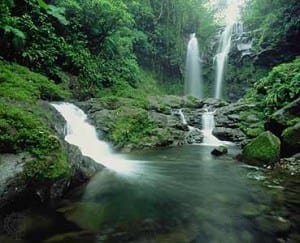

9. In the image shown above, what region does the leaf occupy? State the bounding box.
[4,26,26,39]
[37,0,49,10]
[47,5,69,25]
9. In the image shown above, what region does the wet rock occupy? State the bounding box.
[186,128,204,144]
[0,153,31,209]
[211,146,228,156]
[241,131,281,166]
[273,157,300,175]
[281,122,300,157]
[212,127,246,142]
[201,98,229,108]
[265,97,300,137]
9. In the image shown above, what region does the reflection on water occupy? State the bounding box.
[16,145,299,243]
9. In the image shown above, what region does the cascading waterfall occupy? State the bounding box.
[51,102,139,175]
[177,109,187,125]
[185,33,203,98]
[214,24,233,99]
[201,109,223,145]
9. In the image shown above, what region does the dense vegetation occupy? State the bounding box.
[0,61,69,181]
[239,57,300,138]
[242,0,300,67]
[0,0,217,98]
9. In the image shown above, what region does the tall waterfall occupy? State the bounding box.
[185,33,203,98]
[214,24,233,99]
[51,102,139,175]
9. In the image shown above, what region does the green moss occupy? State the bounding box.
[239,110,265,138]
[109,107,158,148]
[24,148,69,180]
[242,131,281,166]
[282,122,300,147]
[0,61,70,102]
[0,100,70,180]
[0,62,70,181]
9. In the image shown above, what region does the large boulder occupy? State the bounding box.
[265,97,300,137]
[281,122,300,157]
[241,131,281,166]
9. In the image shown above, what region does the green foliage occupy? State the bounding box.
[239,58,300,138]
[126,0,217,88]
[242,0,300,65]
[0,61,69,101]
[109,108,158,147]
[245,57,300,115]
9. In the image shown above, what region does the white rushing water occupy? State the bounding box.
[201,109,228,146]
[178,109,188,125]
[51,102,140,176]
[185,33,203,98]
[214,24,233,99]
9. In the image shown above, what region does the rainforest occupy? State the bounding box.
[0,0,299,242]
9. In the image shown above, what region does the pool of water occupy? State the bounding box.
[2,145,299,243]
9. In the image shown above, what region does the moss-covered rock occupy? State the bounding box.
[265,97,300,137]
[241,131,281,166]
[281,122,300,156]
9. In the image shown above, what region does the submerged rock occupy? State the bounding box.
[211,146,228,156]
[241,131,281,166]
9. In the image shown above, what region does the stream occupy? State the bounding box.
[2,103,298,243]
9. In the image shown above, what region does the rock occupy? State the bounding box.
[202,98,229,108]
[273,157,300,175]
[0,153,31,210]
[64,143,104,188]
[265,97,300,137]
[281,122,300,157]
[185,128,204,144]
[211,146,228,156]
[241,131,281,166]
[212,127,246,142]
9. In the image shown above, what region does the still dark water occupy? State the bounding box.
[2,145,299,243]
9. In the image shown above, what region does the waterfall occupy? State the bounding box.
[233,21,243,36]
[214,24,233,99]
[51,102,139,175]
[185,33,203,98]
[201,109,222,145]
[178,109,187,125]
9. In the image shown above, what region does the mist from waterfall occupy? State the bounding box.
[185,33,203,98]
[214,24,233,99]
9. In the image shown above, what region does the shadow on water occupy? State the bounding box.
[8,145,298,243]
